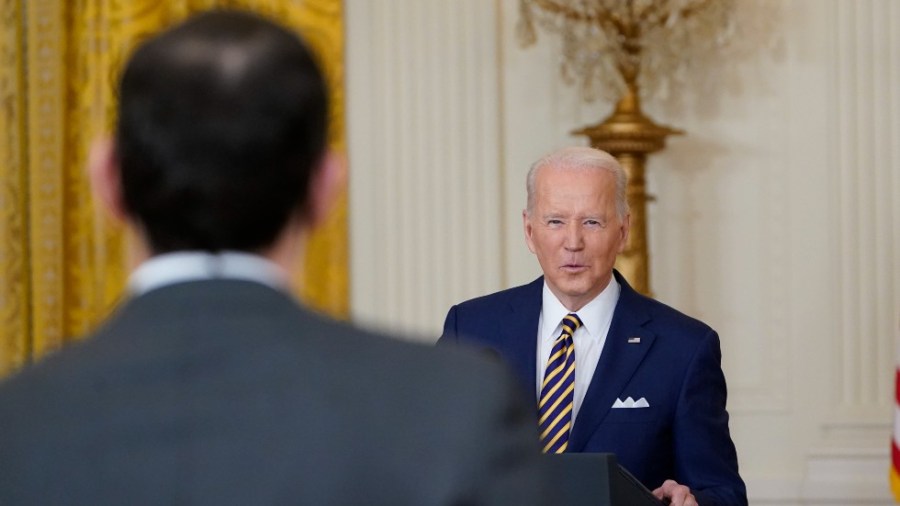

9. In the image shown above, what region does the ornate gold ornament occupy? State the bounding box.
[518,0,737,295]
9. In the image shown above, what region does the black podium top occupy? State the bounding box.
[541,453,663,506]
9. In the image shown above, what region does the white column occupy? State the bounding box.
[830,0,899,418]
[346,0,503,339]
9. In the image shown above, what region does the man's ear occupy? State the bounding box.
[617,212,631,254]
[88,137,128,223]
[305,150,344,228]
[523,210,537,254]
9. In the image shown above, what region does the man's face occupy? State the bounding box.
[524,165,630,311]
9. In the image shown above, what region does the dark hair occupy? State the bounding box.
[116,10,329,253]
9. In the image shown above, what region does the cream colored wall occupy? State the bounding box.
[346,1,900,504]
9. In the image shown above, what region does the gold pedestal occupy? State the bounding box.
[573,86,681,296]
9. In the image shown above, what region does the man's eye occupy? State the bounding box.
[547,219,563,226]
[584,220,600,226]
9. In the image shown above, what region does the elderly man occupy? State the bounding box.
[0,10,545,505]
[440,146,746,506]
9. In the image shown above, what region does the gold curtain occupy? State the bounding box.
[0,0,347,377]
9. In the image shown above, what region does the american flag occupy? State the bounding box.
[892,367,900,501]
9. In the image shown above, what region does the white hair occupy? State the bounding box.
[525,146,629,218]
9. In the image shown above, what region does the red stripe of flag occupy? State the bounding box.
[893,439,900,472]
[895,368,900,405]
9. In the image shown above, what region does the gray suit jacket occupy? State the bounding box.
[0,280,545,505]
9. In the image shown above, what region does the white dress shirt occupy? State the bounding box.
[536,278,620,422]
[128,251,289,296]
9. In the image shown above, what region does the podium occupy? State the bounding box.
[541,453,663,506]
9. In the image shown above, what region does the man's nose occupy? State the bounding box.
[564,223,584,250]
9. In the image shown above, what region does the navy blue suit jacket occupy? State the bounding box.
[440,271,747,506]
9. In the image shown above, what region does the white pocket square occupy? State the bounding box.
[611,396,649,408]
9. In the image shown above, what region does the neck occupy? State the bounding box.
[259,222,307,274]
[129,220,309,282]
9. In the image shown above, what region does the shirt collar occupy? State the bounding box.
[541,277,621,340]
[128,251,290,296]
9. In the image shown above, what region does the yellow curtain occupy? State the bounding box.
[0,0,347,377]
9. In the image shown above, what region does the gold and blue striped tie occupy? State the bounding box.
[538,313,582,453]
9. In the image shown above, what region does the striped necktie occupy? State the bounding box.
[538,313,583,453]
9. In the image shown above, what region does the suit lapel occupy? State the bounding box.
[497,277,544,402]
[569,272,656,452]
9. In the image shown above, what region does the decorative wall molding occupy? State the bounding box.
[828,0,899,418]
[347,0,504,338]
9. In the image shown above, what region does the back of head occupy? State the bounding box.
[116,10,328,254]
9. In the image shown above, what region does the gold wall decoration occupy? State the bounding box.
[518,0,737,295]
[0,0,31,376]
[0,0,346,377]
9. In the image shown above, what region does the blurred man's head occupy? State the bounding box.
[90,10,337,258]
[523,146,630,311]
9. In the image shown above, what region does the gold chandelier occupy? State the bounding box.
[518,0,737,295]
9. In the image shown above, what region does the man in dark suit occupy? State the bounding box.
[0,11,545,505]
[440,146,747,506]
